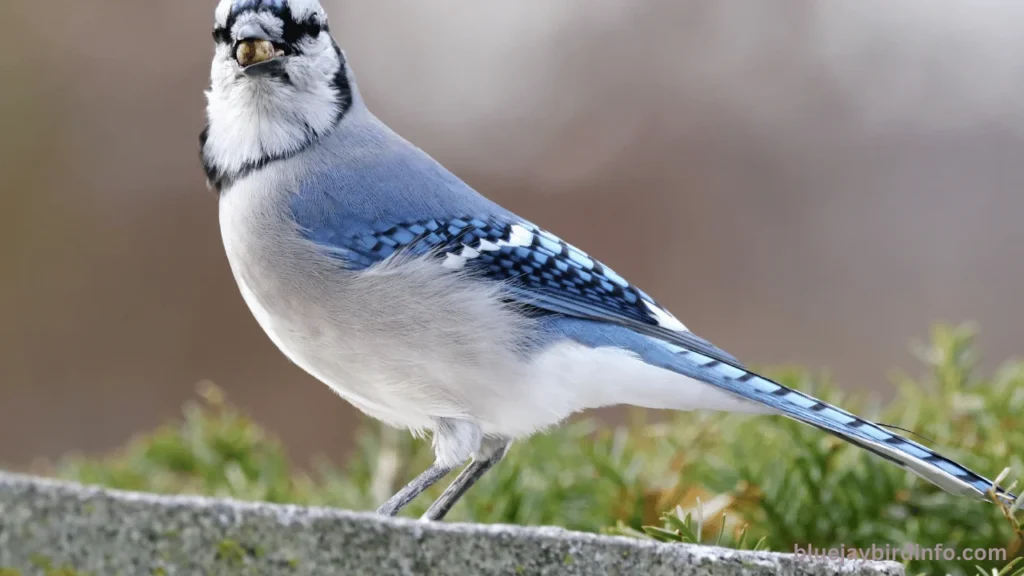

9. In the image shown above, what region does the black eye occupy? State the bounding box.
[212,26,231,44]
[281,15,324,45]
[303,20,322,37]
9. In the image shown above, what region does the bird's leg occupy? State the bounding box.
[376,418,480,517]
[421,437,511,521]
[376,462,455,516]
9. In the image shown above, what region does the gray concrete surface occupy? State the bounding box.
[0,471,904,575]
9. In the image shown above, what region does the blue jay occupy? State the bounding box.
[201,0,1015,521]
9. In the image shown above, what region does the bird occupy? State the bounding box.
[201,0,1016,521]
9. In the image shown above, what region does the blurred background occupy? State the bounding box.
[2,0,1023,469]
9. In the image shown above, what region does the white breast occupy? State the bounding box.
[218,176,420,428]
[216,172,555,436]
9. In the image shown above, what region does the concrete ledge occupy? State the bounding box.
[0,471,903,575]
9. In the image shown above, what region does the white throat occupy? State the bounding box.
[201,36,354,188]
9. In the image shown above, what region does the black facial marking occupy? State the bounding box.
[330,40,352,121]
[281,9,323,45]
[221,1,326,51]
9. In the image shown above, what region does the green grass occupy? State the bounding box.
[40,324,1024,576]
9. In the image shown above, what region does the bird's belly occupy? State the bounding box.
[218,192,442,430]
[231,271,427,428]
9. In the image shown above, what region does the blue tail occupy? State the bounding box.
[660,342,1016,503]
[548,316,1015,502]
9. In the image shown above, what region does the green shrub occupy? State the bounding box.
[45,325,1023,576]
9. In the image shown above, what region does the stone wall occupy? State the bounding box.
[0,472,903,575]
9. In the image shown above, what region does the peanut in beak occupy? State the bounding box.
[236,39,283,67]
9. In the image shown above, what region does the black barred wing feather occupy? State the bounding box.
[336,215,743,366]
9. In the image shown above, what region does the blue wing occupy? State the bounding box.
[301,212,743,366]
[292,199,1015,503]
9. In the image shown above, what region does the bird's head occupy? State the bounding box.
[200,0,352,191]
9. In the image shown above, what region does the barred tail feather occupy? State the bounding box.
[662,344,1017,503]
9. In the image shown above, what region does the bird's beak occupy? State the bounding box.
[233,24,287,76]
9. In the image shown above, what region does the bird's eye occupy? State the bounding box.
[281,17,323,46]
[212,26,231,44]
[303,21,322,37]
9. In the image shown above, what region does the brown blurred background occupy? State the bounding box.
[2,0,1023,469]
